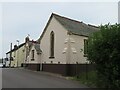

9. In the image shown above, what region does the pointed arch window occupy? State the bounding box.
[49,31,55,58]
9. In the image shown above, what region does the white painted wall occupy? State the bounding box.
[69,34,88,64]
[11,45,25,67]
[24,43,29,63]
[28,45,41,64]
[11,52,15,67]
[40,17,68,64]
[40,16,88,64]
[17,45,26,66]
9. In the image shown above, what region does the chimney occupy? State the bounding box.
[14,45,18,49]
[25,36,29,43]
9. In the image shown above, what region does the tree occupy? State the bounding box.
[87,24,120,88]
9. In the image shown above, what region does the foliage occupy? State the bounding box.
[87,23,120,89]
[73,71,97,88]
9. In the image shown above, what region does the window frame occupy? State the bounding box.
[31,50,35,61]
[49,31,55,59]
[84,39,88,57]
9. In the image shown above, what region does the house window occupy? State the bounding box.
[22,49,25,52]
[49,31,55,58]
[31,50,34,60]
[58,62,60,64]
[51,61,53,63]
[84,39,88,57]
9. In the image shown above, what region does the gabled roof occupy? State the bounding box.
[34,44,42,54]
[53,13,99,36]
[25,39,42,54]
[6,43,25,54]
[38,13,99,43]
[28,40,39,51]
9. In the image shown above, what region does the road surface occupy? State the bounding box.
[2,68,88,88]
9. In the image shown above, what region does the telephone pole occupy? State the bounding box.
[9,43,12,67]
[16,40,19,67]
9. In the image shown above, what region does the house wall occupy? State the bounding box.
[11,52,15,67]
[40,17,68,64]
[23,43,29,64]
[17,45,25,67]
[27,45,41,64]
[24,44,41,70]
[6,53,14,67]
[13,50,17,67]
[69,34,88,64]
[40,16,88,64]
[13,45,25,67]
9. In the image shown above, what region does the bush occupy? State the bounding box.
[87,24,120,89]
[74,71,97,87]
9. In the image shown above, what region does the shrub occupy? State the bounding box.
[87,24,120,89]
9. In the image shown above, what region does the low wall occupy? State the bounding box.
[42,64,67,75]
[22,63,40,71]
[42,64,95,76]
[22,63,95,76]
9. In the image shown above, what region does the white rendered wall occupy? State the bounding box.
[40,17,68,64]
[28,45,41,64]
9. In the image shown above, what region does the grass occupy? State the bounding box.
[72,71,98,88]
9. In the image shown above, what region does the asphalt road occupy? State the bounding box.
[2,68,88,88]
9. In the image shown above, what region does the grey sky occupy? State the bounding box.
[118,1,120,23]
[1,2,118,58]
[0,3,2,58]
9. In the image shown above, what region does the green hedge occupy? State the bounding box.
[87,24,120,89]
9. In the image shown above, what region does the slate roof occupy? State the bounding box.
[6,43,25,54]
[38,13,99,43]
[34,44,42,54]
[53,13,99,36]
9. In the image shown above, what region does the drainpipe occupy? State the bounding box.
[16,40,19,67]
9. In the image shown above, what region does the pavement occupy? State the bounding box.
[2,68,88,88]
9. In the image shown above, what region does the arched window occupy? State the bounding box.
[50,31,54,58]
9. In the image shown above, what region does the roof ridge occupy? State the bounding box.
[52,13,98,29]
[88,24,99,28]
[52,13,83,24]
[52,13,99,28]
[38,13,99,43]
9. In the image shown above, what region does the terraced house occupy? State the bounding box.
[6,13,99,76]
[6,43,25,67]
[6,37,39,68]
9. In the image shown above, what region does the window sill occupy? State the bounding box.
[31,59,34,61]
[49,57,55,59]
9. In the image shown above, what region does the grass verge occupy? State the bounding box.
[71,71,98,88]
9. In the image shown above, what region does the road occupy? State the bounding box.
[2,68,88,88]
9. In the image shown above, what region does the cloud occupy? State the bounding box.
[0,4,2,58]
[1,2,118,57]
